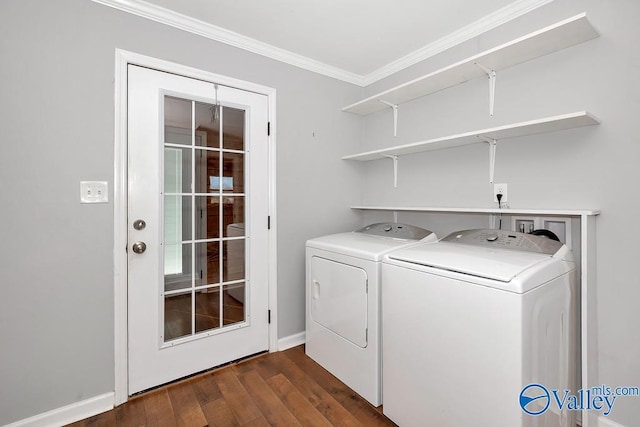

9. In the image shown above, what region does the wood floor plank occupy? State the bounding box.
[114,396,147,427]
[269,351,361,426]
[167,381,208,427]
[268,351,329,405]
[215,369,263,424]
[237,370,301,426]
[143,389,178,427]
[190,371,223,406]
[77,410,116,426]
[284,346,395,426]
[240,415,270,427]
[266,373,333,427]
[201,397,240,426]
[233,357,257,376]
[251,352,283,379]
[234,351,282,380]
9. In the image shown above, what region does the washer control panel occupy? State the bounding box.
[356,222,433,241]
[442,229,563,255]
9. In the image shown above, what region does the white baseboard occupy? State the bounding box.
[278,331,306,351]
[6,392,114,427]
[598,416,627,427]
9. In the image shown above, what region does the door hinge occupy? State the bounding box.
[268,216,271,230]
[268,309,271,324]
[267,122,271,136]
[200,270,203,279]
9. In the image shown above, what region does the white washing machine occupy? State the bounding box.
[306,223,437,406]
[382,229,577,427]
[226,223,245,302]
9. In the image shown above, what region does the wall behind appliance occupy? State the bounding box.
[355,0,640,425]
[0,0,362,424]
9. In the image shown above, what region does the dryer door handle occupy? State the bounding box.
[312,280,320,299]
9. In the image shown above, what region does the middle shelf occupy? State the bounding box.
[342,111,600,161]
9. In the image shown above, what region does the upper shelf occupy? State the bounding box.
[342,111,600,161]
[342,13,599,116]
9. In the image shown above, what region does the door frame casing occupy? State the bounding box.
[113,49,278,405]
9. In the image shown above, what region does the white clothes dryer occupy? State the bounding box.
[306,223,437,407]
[381,229,577,427]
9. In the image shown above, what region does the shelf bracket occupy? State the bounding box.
[478,136,498,183]
[380,154,399,188]
[378,100,399,136]
[475,62,497,116]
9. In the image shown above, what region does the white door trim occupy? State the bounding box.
[113,49,278,405]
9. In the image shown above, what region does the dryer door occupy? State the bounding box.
[310,256,368,348]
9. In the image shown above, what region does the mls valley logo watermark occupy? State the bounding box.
[519,383,639,417]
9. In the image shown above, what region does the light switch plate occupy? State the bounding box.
[80,181,108,203]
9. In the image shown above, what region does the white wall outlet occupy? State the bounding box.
[493,183,508,203]
[80,181,109,203]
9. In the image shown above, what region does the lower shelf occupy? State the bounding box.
[351,205,600,216]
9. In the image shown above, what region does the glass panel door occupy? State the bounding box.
[163,96,246,343]
[128,64,269,395]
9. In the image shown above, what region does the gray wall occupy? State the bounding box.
[0,0,362,424]
[358,0,640,425]
[2,0,639,425]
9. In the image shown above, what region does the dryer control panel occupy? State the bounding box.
[356,222,433,241]
[442,229,563,255]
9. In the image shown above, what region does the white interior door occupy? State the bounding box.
[127,65,270,394]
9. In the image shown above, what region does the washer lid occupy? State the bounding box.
[441,229,563,255]
[387,242,552,283]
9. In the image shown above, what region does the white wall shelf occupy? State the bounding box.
[350,205,600,216]
[343,111,599,161]
[343,111,599,184]
[342,13,599,117]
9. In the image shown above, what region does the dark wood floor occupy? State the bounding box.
[68,345,395,426]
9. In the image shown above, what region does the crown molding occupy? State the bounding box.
[91,0,365,85]
[362,0,555,86]
[92,0,553,88]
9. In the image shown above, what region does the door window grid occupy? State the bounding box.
[163,96,246,343]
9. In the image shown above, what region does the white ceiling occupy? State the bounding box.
[96,0,552,84]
